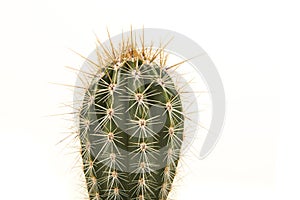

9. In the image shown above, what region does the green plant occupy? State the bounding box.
[78,31,185,200]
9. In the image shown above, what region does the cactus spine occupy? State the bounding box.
[78,31,184,200]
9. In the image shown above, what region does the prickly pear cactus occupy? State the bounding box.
[78,35,184,200]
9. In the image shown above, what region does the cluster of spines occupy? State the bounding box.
[76,31,185,200]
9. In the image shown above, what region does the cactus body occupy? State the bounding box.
[79,40,184,200]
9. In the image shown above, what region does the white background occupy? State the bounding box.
[0,0,294,199]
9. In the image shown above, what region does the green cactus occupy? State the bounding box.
[78,34,184,200]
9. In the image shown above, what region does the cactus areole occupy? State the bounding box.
[79,38,184,200]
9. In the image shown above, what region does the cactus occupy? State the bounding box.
[78,31,184,200]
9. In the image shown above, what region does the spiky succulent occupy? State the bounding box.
[77,31,185,200]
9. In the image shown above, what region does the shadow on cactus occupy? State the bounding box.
[77,30,191,200]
